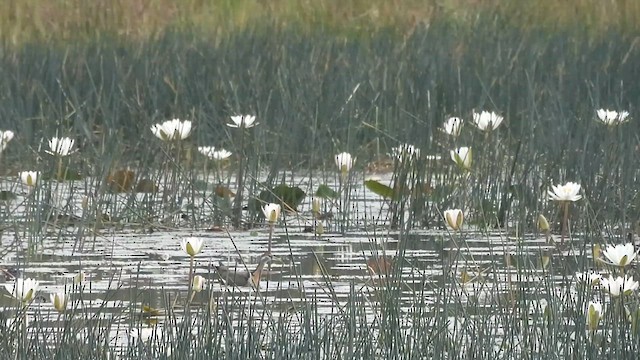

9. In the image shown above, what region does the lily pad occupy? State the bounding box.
[364,180,394,200]
[315,184,339,199]
[252,184,306,213]
[0,191,17,202]
[135,179,158,193]
[107,169,135,192]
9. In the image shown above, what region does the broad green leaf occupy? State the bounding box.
[364,180,394,199]
[315,184,339,199]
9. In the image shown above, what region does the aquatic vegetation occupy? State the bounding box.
[472,111,504,131]
[181,237,204,257]
[227,114,257,128]
[335,152,354,175]
[442,117,463,137]
[596,109,629,125]
[548,182,583,202]
[600,275,639,297]
[444,209,464,230]
[18,171,38,187]
[261,203,281,224]
[46,137,76,157]
[4,278,39,303]
[197,146,232,160]
[50,292,68,313]
[450,147,472,170]
[0,130,14,152]
[602,243,637,267]
[150,119,192,141]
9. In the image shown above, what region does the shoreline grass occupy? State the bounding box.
[2,0,640,45]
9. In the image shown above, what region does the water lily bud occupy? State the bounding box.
[262,203,281,224]
[312,199,321,216]
[74,271,86,284]
[335,152,353,174]
[50,292,68,313]
[192,275,206,292]
[587,301,602,331]
[19,171,39,187]
[444,209,464,230]
[537,214,550,231]
[181,238,204,257]
[450,147,472,170]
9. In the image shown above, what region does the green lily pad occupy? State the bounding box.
[364,180,394,200]
[315,184,339,199]
[252,184,306,213]
[0,191,17,202]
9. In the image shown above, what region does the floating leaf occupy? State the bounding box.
[252,184,306,213]
[214,185,235,198]
[107,169,135,192]
[315,184,339,199]
[0,191,17,202]
[364,180,394,199]
[135,179,158,193]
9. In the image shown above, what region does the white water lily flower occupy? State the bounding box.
[19,171,39,187]
[4,278,39,302]
[227,115,257,128]
[587,301,603,331]
[335,152,354,173]
[181,237,204,257]
[150,119,192,141]
[198,146,232,160]
[444,209,464,230]
[575,271,602,286]
[0,130,14,152]
[596,109,629,125]
[450,147,472,170]
[548,182,582,202]
[192,275,206,292]
[46,137,76,156]
[50,292,68,313]
[602,243,637,267]
[443,117,463,136]
[600,275,639,297]
[262,203,281,223]
[473,111,504,131]
[391,144,420,161]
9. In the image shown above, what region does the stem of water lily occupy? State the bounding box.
[267,222,274,255]
[56,157,63,181]
[232,129,246,228]
[561,202,569,243]
[188,256,194,304]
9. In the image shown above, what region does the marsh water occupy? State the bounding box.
[0,172,572,347]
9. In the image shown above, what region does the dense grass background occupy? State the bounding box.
[0,7,639,230]
[0,3,640,358]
